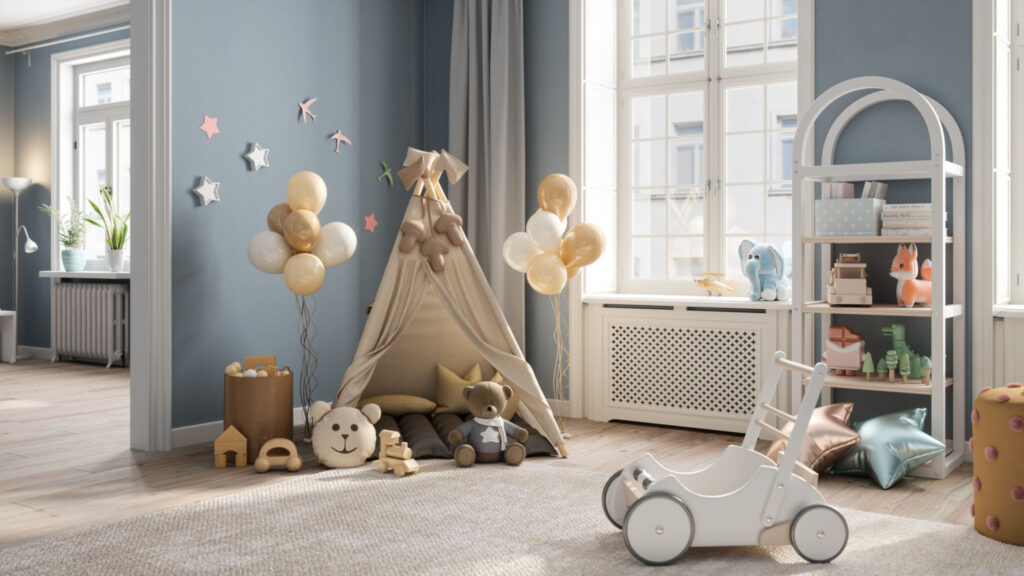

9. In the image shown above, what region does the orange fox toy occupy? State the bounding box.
[890,243,931,307]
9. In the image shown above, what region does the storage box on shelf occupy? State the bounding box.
[791,76,966,480]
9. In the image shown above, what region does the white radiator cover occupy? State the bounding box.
[585,302,789,433]
[53,282,130,367]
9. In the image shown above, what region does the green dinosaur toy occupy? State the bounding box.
[881,323,928,380]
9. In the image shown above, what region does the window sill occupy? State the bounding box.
[40,271,130,280]
[994,304,1024,320]
[582,292,793,311]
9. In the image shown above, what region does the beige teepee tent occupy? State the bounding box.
[333,173,567,457]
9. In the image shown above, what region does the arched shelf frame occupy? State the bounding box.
[789,76,966,481]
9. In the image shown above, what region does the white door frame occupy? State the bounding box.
[129,0,173,451]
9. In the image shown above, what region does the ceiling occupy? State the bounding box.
[0,0,128,32]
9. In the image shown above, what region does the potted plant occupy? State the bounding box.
[39,197,87,272]
[84,186,130,273]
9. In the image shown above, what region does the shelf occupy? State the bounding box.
[801,302,963,318]
[803,235,953,245]
[795,160,964,182]
[802,374,953,396]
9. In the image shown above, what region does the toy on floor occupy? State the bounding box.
[821,326,864,376]
[693,272,733,296]
[602,352,848,565]
[214,425,248,468]
[447,381,529,467]
[254,438,302,473]
[890,243,931,307]
[827,253,872,306]
[373,430,420,477]
[738,240,789,301]
[310,400,382,468]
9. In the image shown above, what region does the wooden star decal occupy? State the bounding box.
[364,213,378,233]
[330,130,352,154]
[192,176,220,206]
[243,142,270,171]
[298,98,317,123]
[377,161,393,187]
[199,114,219,139]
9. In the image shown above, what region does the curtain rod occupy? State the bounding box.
[4,24,130,56]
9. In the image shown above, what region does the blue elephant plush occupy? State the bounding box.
[739,239,790,301]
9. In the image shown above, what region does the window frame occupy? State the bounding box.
[616,0,800,295]
[1007,0,1024,305]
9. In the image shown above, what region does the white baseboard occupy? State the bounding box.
[171,407,307,449]
[17,345,52,360]
[962,439,974,464]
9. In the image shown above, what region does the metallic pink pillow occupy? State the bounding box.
[765,402,860,474]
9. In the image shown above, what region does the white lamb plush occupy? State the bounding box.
[310,400,381,468]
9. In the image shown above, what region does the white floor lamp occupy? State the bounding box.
[2,177,38,339]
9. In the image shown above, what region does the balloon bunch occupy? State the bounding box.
[247,171,357,295]
[503,174,606,295]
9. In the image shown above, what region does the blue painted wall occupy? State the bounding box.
[4,25,131,347]
[171,0,424,427]
[813,0,972,430]
[0,49,14,313]
[423,0,453,152]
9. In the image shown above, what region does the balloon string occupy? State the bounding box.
[297,294,320,441]
[549,294,570,436]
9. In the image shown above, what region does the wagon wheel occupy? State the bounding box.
[623,493,694,566]
[602,469,627,529]
[790,505,848,563]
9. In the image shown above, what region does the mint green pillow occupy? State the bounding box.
[831,408,945,489]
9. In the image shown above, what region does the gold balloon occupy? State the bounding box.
[283,253,325,296]
[557,222,605,273]
[266,202,292,234]
[283,209,322,252]
[537,173,578,221]
[286,171,328,214]
[526,253,568,295]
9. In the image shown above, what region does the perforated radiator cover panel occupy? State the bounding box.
[608,323,760,415]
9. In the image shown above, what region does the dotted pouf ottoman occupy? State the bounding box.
[971,383,1024,545]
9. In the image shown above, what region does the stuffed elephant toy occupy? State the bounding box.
[739,239,790,301]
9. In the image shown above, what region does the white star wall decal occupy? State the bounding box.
[192,176,220,206]
[244,142,270,171]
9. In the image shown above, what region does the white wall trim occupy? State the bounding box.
[0,5,130,48]
[129,0,173,452]
[972,0,997,402]
[172,408,307,449]
[16,345,52,360]
[567,0,584,419]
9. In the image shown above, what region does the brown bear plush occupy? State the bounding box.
[447,381,529,467]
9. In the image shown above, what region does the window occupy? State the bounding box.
[65,55,131,263]
[1001,0,1022,305]
[616,0,799,294]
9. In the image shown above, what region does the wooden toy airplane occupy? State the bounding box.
[693,272,734,296]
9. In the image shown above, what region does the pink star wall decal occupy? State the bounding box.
[200,114,219,139]
[364,214,378,233]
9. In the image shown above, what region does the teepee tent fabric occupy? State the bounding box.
[334,194,566,456]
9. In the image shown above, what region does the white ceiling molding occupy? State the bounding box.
[0,4,129,48]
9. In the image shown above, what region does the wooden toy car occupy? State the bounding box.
[373,430,420,477]
[254,438,302,473]
[827,253,872,306]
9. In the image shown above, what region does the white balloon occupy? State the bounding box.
[248,230,294,274]
[313,221,358,268]
[526,211,566,252]
[503,232,542,273]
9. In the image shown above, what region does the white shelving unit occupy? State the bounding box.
[791,77,966,480]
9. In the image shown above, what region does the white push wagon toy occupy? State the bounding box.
[602,352,849,565]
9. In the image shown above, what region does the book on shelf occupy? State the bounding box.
[862,181,888,199]
[880,228,941,236]
[882,212,946,221]
[882,203,932,212]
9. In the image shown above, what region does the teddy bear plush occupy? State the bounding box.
[447,381,529,467]
[310,400,381,468]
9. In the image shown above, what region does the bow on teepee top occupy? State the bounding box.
[397,147,468,202]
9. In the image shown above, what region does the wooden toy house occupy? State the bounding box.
[827,253,872,306]
[214,425,248,468]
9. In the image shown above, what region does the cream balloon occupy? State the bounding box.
[537,173,578,221]
[502,232,542,273]
[285,171,328,214]
[266,202,292,234]
[526,253,568,295]
[247,231,295,274]
[526,211,566,253]
[313,221,358,268]
[283,209,321,252]
[283,253,326,296]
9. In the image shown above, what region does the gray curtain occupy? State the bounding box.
[448,0,526,347]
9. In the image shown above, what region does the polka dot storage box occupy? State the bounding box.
[971,383,1024,545]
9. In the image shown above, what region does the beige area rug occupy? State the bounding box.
[1,461,1021,575]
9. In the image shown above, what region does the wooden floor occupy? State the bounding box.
[0,359,973,550]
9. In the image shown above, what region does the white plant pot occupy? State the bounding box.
[107,249,126,273]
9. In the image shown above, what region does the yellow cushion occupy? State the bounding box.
[434,363,483,414]
[491,372,519,420]
[359,394,436,416]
